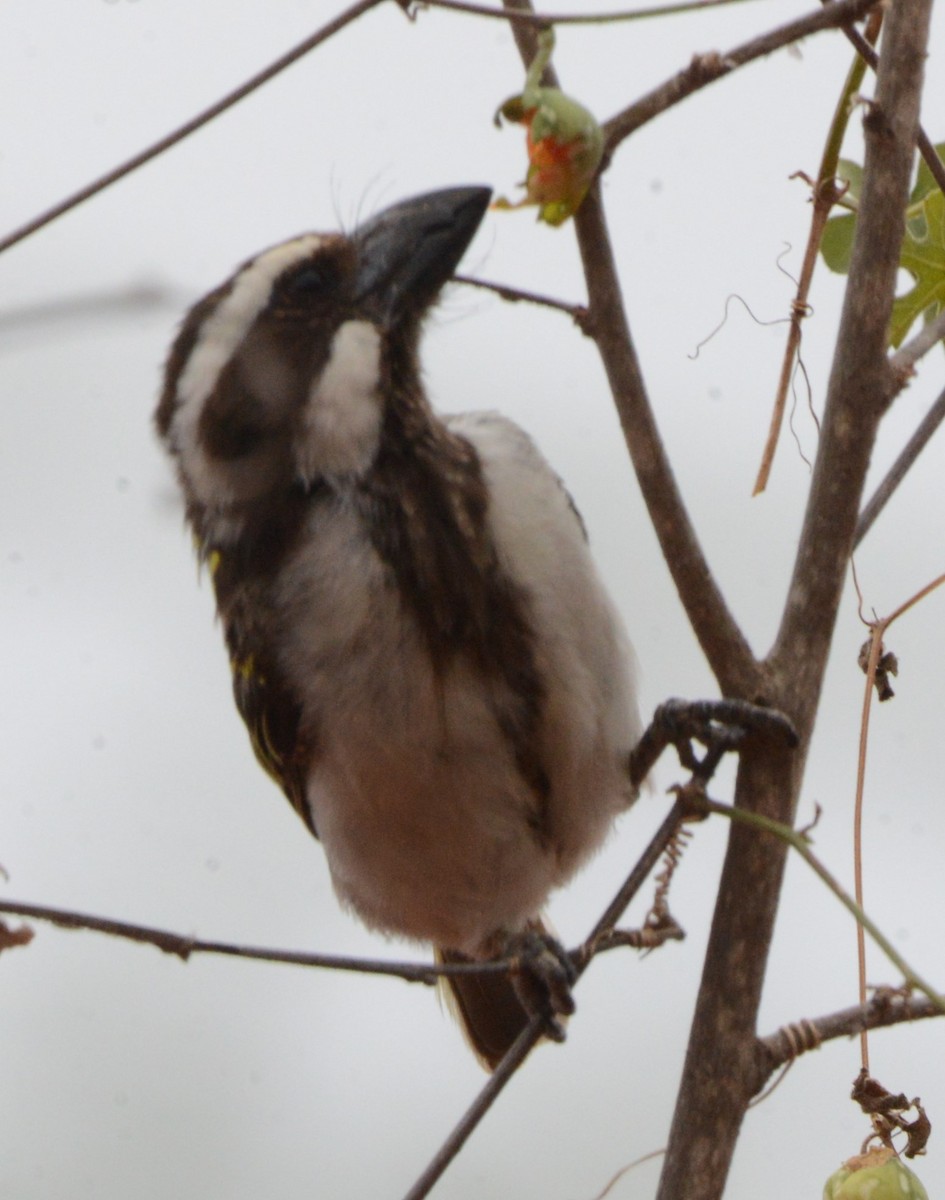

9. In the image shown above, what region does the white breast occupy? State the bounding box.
[275,412,640,955]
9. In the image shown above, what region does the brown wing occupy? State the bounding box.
[228,636,315,837]
[201,507,318,839]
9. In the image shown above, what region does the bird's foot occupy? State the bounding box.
[497,927,577,1045]
[629,697,798,790]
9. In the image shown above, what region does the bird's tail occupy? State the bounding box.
[436,917,558,1071]
[436,945,530,1071]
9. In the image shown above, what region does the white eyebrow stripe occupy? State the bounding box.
[167,234,326,506]
[174,234,326,420]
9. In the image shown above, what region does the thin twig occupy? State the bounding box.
[576,192,758,692]
[845,574,945,1066]
[770,0,926,710]
[412,0,762,24]
[753,8,881,496]
[454,273,589,327]
[853,623,884,1071]
[589,1147,668,1200]
[602,0,879,153]
[854,385,945,546]
[751,198,832,495]
[0,0,384,257]
[832,6,945,200]
[701,799,945,1016]
[882,570,945,628]
[497,2,757,696]
[401,799,687,1200]
[845,580,945,1065]
[0,899,515,985]
[889,307,945,381]
[759,994,945,1074]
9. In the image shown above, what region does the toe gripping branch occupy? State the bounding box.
[628,697,799,794]
[497,701,798,1058]
[502,928,577,1046]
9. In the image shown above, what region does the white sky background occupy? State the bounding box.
[2,1,944,1197]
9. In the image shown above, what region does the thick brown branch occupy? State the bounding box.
[656,745,802,1197]
[657,6,935,1198]
[572,189,758,694]
[771,1,931,715]
[505,4,757,695]
[834,7,945,200]
[602,0,878,154]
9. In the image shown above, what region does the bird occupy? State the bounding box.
[155,186,642,1068]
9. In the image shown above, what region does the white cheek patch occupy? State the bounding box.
[170,234,326,505]
[297,319,383,482]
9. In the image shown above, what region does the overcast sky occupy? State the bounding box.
[2,3,945,1198]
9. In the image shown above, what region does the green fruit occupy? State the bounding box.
[824,1149,929,1200]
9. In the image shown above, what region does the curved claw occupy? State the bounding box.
[502,928,577,1044]
[629,697,799,789]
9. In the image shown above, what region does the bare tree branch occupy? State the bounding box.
[7,5,942,1199]
[502,2,760,695]
[889,307,945,381]
[771,0,931,712]
[602,0,879,154]
[833,5,945,199]
[697,797,945,1014]
[655,6,935,1197]
[753,5,882,496]
[759,994,945,1077]
[0,0,384,257]
[0,899,488,984]
[413,0,763,24]
[401,798,687,1200]
[574,198,759,694]
[454,273,590,327]
[855,384,945,546]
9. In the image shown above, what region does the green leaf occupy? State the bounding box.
[821,211,857,273]
[911,139,945,203]
[890,185,945,347]
[818,141,945,347]
[836,157,865,205]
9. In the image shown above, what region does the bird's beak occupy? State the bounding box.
[353,186,491,328]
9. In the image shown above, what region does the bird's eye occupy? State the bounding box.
[284,259,339,297]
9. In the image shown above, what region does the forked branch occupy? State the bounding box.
[651,4,934,1196]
